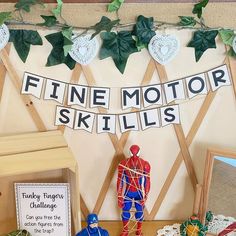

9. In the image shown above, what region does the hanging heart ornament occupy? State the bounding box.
[69,34,99,65]
[232,36,236,54]
[0,24,10,50]
[148,33,180,65]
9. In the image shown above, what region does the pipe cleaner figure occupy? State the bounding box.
[117,144,151,236]
[76,213,109,236]
[180,215,208,236]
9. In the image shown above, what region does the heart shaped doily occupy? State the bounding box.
[148,33,180,65]
[0,24,10,50]
[69,34,99,65]
[157,223,181,236]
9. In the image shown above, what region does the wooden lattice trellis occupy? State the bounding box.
[0,43,236,221]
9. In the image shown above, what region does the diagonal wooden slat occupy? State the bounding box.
[0,48,46,131]
[81,61,156,216]
[192,184,202,215]
[147,154,182,220]
[199,149,213,223]
[56,63,90,217]
[197,56,236,221]
[81,65,122,151]
[173,125,198,188]
[227,54,236,101]
[147,71,218,220]
[58,63,82,132]
[0,64,6,101]
[155,62,198,189]
[0,44,11,102]
[80,194,90,218]
[82,65,130,214]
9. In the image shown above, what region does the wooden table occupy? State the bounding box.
[81,220,182,236]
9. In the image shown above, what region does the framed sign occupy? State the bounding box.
[15,183,71,236]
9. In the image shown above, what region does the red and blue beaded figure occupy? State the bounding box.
[76,214,109,236]
[117,145,151,236]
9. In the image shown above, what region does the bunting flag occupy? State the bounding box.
[142,84,163,108]
[55,105,180,133]
[185,73,208,99]
[44,79,66,104]
[67,84,88,107]
[21,64,232,134]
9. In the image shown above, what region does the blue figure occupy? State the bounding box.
[76,214,109,236]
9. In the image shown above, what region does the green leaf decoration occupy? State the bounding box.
[6,229,31,236]
[100,31,138,74]
[187,30,218,62]
[52,0,63,17]
[108,0,124,12]
[0,12,12,26]
[205,211,214,224]
[9,30,43,62]
[15,0,43,12]
[228,47,236,58]
[192,0,209,19]
[132,15,156,48]
[180,216,208,236]
[45,32,76,70]
[219,29,235,46]
[133,36,146,52]
[178,16,197,27]
[91,16,120,39]
[62,27,73,56]
[37,15,58,27]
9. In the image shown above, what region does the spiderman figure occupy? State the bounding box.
[117,145,151,236]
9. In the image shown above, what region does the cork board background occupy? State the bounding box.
[0,2,236,225]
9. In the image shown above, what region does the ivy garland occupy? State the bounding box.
[0,0,236,74]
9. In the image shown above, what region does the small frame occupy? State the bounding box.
[15,183,71,236]
[200,148,236,224]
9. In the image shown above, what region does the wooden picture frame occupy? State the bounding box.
[200,148,236,223]
[0,131,81,235]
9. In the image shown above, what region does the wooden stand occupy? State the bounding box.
[0,131,81,235]
[81,221,182,236]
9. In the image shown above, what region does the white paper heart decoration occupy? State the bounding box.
[233,36,236,54]
[69,34,99,65]
[0,24,10,50]
[148,33,180,65]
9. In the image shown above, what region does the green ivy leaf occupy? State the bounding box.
[205,211,213,224]
[100,31,138,74]
[91,16,120,39]
[0,12,12,25]
[37,15,58,27]
[228,47,236,58]
[15,0,43,12]
[219,29,235,46]
[6,229,31,236]
[108,0,124,12]
[9,30,43,62]
[178,16,196,27]
[132,15,156,48]
[46,32,76,70]
[62,27,73,56]
[192,0,209,19]
[133,36,146,51]
[52,0,63,17]
[187,30,218,62]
